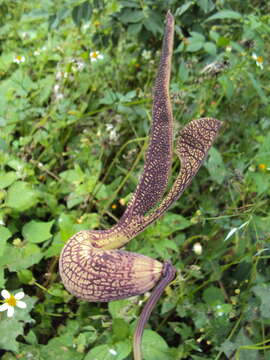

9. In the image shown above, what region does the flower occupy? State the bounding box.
[193,242,202,255]
[0,289,27,317]
[71,59,86,73]
[89,51,104,62]
[13,55,25,64]
[34,49,41,56]
[252,53,263,69]
[109,349,117,356]
[258,163,266,171]
[142,50,151,60]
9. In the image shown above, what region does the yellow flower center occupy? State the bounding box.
[5,295,17,307]
[258,163,266,171]
[16,55,22,61]
[91,52,98,59]
[257,56,263,64]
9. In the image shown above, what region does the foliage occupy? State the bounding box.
[0,0,270,359]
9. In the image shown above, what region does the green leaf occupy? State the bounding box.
[204,42,217,55]
[59,165,85,184]
[186,42,203,52]
[22,220,54,243]
[0,225,12,257]
[112,318,130,341]
[178,61,189,82]
[142,330,171,360]
[0,171,19,189]
[0,296,36,352]
[205,147,227,184]
[85,340,131,360]
[220,340,237,357]
[252,284,270,318]
[17,269,35,284]
[0,318,24,352]
[219,75,234,98]
[40,333,84,360]
[119,10,144,24]
[203,286,225,306]
[205,10,242,22]
[127,22,142,35]
[5,181,38,211]
[150,213,191,238]
[108,299,132,320]
[143,11,163,35]
[247,72,267,104]
[175,2,194,17]
[72,1,92,27]
[197,0,215,13]
[2,243,43,271]
[235,328,259,360]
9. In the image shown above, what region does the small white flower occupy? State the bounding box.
[13,55,25,64]
[106,124,114,131]
[0,290,27,317]
[89,51,104,62]
[54,84,60,93]
[252,53,263,69]
[142,49,151,60]
[34,49,41,56]
[55,93,64,101]
[193,242,202,255]
[55,71,63,80]
[109,349,117,356]
[82,23,90,31]
[76,60,85,71]
[71,59,86,73]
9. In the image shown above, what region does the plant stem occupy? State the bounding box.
[133,261,176,360]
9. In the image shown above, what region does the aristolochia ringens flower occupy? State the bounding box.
[89,51,104,62]
[0,289,27,317]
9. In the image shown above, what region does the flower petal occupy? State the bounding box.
[14,291,25,300]
[1,289,11,299]
[0,303,9,312]
[16,301,27,309]
[7,306,14,317]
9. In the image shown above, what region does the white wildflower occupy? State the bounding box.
[193,242,202,255]
[13,55,25,64]
[34,49,41,56]
[0,290,27,317]
[142,50,151,60]
[252,53,263,69]
[89,51,104,62]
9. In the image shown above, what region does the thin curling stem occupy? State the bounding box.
[133,261,176,360]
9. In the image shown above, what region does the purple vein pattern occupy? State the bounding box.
[59,11,221,304]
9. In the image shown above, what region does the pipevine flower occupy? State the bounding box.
[59,11,221,360]
[0,289,27,317]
